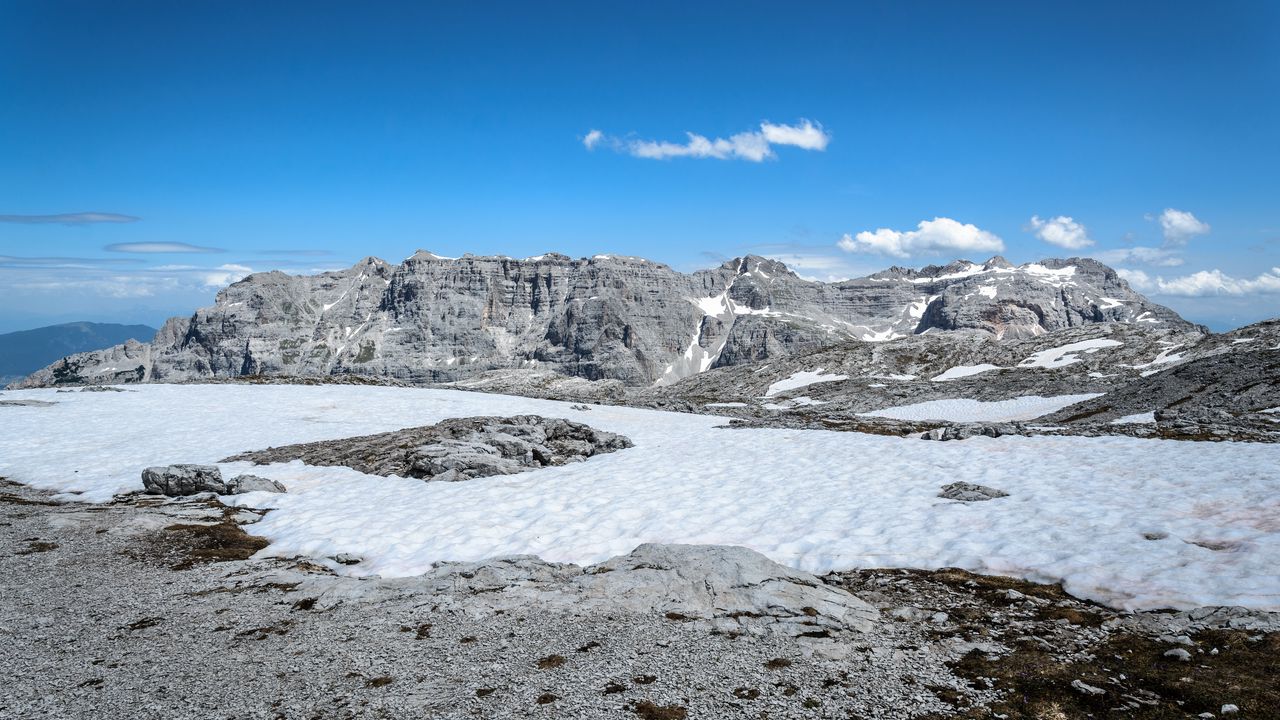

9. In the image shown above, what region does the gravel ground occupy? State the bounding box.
[3,477,1275,719]
[0,479,989,720]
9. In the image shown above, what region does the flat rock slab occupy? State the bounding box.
[222,415,633,481]
[295,543,879,638]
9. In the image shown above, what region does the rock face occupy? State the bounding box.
[141,464,227,496]
[223,415,633,481]
[12,252,1193,389]
[371,544,879,637]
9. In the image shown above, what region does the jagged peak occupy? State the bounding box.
[407,249,455,261]
[983,255,1014,270]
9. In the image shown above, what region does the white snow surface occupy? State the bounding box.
[931,364,1002,382]
[1,384,1278,611]
[861,394,1104,422]
[764,369,848,397]
[1019,338,1123,369]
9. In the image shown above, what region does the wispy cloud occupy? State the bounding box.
[257,249,335,257]
[0,212,140,225]
[838,217,1004,258]
[1094,246,1184,267]
[584,120,830,162]
[105,242,225,254]
[1120,267,1280,296]
[1027,215,1093,250]
[1154,208,1210,246]
[0,254,143,268]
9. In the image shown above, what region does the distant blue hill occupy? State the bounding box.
[0,322,157,383]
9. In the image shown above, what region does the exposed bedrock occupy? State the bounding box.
[222,415,633,481]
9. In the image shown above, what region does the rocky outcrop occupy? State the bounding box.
[222,415,633,481]
[938,482,1009,502]
[141,464,227,496]
[227,474,287,494]
[314,543,878,638]
[12,252,1193,389]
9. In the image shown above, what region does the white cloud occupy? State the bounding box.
[587,120,830,162]
[760,120,830,151]
[1028,215,1093,249]
[200,264,254,288]
[1120,267,1280,296]
[1157,208,1210,246]
[106,242,225,254]
[0,212,139,224]
[837,217,1004,258]
[1094,246,1185,267]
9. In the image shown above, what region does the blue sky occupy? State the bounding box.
[1,1,1278,332]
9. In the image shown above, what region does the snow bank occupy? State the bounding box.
[1019,338,1123,369]
[931,364,1002,382]
[1,384,1278,611]
[764,369,848,397]
[860,394,1103,422]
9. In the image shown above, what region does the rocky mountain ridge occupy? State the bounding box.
[12,251,1195,389]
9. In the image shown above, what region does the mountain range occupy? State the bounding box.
[0,322,156,386]
[10,252,1194,389]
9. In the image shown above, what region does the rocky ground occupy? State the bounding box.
[223,415,633,482]
[3,477,1276,719]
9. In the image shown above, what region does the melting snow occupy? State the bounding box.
[931,364,1002,382]
[0,385,1278,610]
[861,394,1104,422]
[764,369,849,397]
[1020,338,1123,369]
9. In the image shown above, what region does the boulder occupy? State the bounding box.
[227,474,287,494]
[141,464,227,496]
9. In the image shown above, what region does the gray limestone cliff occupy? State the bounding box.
[12,251,1196,389]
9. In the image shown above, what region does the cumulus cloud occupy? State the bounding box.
[1156,208,1210,246]
[587,120,829,162]
[0,212,139,225]
[837,217,1004,258]
[1027,215,1093,250]
[1119,267,1280,296]
[200,264,254,288]
[105,242,225,254]
[760,120,830,151]
[1093,246,1185,267]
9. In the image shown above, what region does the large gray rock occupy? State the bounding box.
[222,415,633,481]
[226,474,287,494]
[141,464,227,496]
[341,544,878,637]
[11,252,1193,389]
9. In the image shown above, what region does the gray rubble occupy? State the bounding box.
[938,482,1009,502]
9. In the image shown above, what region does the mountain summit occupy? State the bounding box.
[13,253,1193,389]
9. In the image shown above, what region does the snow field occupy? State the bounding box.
[0,384,1278,611]
[860,394,1104,422]
[764,369,849,397]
